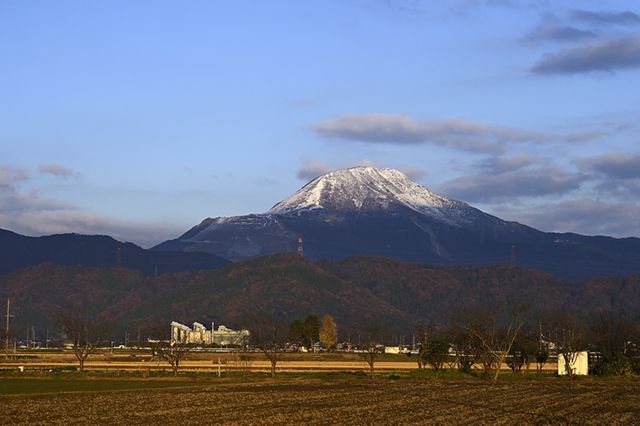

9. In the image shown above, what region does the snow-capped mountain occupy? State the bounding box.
[268,167,467,220]
[154,167,640,281]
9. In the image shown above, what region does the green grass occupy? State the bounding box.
[0,378,208,395]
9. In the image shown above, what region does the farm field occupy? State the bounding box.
[0,350,558,373]
[1,374,639,425]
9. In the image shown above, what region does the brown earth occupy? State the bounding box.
[1,376,639,425]
[0,350,558,373]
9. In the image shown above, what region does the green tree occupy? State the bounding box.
[303,315,320,352]
[535,348,549,374]
[590,311,637,376]
[425,336,451,377]
[288,319,305,346]
[508,328,537,373]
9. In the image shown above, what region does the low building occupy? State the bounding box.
[557,351,589,376]
[384,346,400,354]
[170,321,249,346]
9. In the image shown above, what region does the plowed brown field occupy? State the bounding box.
[2,376,639,425]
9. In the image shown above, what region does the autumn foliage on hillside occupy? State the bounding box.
[1,253,639,339]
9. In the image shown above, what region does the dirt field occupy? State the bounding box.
[0,350,558,373]
[1,375,639,425]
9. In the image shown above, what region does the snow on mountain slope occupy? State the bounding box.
[268,167,472,223]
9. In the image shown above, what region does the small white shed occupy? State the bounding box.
[557,351,588,376]
[384,346,400,354]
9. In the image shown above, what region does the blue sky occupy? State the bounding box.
[1,0,640,246]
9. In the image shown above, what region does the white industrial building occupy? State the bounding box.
[170,321,249,346]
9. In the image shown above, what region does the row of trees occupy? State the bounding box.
[48,304,640,380]
[288,314,337,352]
[247,313,337,377]
[411,308,640,381]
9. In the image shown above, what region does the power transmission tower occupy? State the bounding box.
[297,235,304,257]
[116,247,123,267]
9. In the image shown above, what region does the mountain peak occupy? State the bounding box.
[267,166,467,220]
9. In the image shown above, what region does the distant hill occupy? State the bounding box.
[0,228,231,276]
[154,167,640,282]
[2,253,639,341]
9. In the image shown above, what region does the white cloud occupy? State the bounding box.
[494,199,640,238]
[0,165,180,247]
[0,165,29,188]
[38,163,81,179]
[531,35,640,74]
[314,114,560,154]
[296,161,333,180]
[440,167,584,202]
[575,153,640,180]
[296,160,426,182]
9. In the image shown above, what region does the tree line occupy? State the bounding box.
[18,302,640,380]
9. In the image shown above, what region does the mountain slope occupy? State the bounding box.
[0,228,231,276]
[154,167,640,281]
[2,255,639,341]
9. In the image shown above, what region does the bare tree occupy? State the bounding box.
[153,341,191,376]
[357,323,383,381]
[56,308,107,372]
[454,307,523,382]
[551,313,589,377]
[245,311,286,378]
[590,311,638,376]
[533,322,550,374]
[229,349,254,375]
[415,323,430,370]
[1,328,12,359]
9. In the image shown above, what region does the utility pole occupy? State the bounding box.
[5,299,14,357]
[539,321,543,351]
